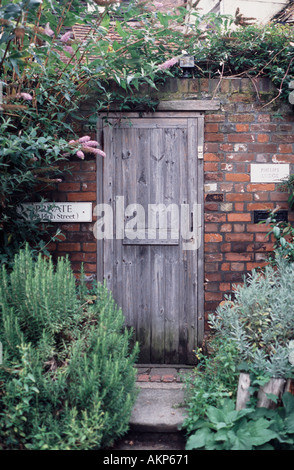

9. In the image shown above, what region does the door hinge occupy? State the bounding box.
[198,145,203,159]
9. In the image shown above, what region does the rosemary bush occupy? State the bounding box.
[0,246,139,449]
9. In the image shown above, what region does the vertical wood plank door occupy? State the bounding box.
[97,113,204,364]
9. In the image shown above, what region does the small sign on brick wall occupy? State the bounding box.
[18,202,92,222]
[250,164,289,183]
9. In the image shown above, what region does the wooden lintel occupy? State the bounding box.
[157,100,220,111]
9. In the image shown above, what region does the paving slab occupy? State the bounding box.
[130,382,187,433]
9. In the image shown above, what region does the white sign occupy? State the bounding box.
[19,202,92,222]
[250,164,290,183]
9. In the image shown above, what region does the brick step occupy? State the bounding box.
[136,365,193,384]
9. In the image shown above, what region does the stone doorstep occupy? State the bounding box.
[129,384,187,434]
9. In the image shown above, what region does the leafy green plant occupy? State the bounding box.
[182,336,240,434]
[209,257,294,379]
[260,209,294,264]
[0,0,189,263]
[0,246,139,449]
[186,393,294,451]
[279,174,294,208]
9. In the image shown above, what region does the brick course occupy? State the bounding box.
[47,77,294,331]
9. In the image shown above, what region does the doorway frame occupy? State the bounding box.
[96,100,220,355]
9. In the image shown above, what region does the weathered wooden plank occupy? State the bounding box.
[99,111,204,119]
[96,118,104,284]
[123,238,179,245]
[102,124,114,292]
[120,127,139,346]
[112,127,124,316]
[109,118,188,129]
[177,124,189,363]
[257,378,286,409]
[236,373,251,410]
[196,115,205,347]
[157,100,220,111]
[123,226,179,245]
[184,118,199,362]
[150,128,166,363]
[162,127,182,364]
[136,127,151,362]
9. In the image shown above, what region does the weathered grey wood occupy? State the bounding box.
[99,111,203,119]
[196,115,205,346]
[99,113,204,363]
[157,100,220,111]
[236,373,251,410]
[163,127,181,363]
[136,127,151,362]
[285,378,294,395]
[102,124,114,292]
[257,378,286,409]
[150,127,166,363]
[96,118,104,284]
[121,126,140,355]
[110,118,187,129]
[123,238,179,245]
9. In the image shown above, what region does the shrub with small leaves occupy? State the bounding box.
[209,257,294,379]
[0,246,139,449]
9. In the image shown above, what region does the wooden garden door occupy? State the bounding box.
[97,111,204,364]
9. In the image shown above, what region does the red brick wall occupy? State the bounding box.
[46,155,97,281]
[48,77,294,330]
[200,78,294,328]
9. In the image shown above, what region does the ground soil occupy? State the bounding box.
[111,431,186,450]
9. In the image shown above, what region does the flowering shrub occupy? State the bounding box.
[0,0,188,263]
[0,0,180,262]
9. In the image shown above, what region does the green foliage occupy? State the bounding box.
[190,22,294,101]
[0,246,139,449]
[209,258,294,379]
[186,393,294,451]
[0,0,189,262]
[279,174,294,209]
[260,209,294,264]
[182,336,240,433]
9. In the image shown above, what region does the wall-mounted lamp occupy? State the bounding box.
[179,54,195,78]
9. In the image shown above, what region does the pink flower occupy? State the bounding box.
[68,140,76,144]
[60,31,72,43]
[82,140,98,147]
[76,150,85,159]
[96,149,106,158]
[158,57,178,70]
[83,147,106,157]
[78,136,91,143]
[15,92,33,101]
[44,23,54,37]
[64,45,74,55]
[154,2,164,7]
